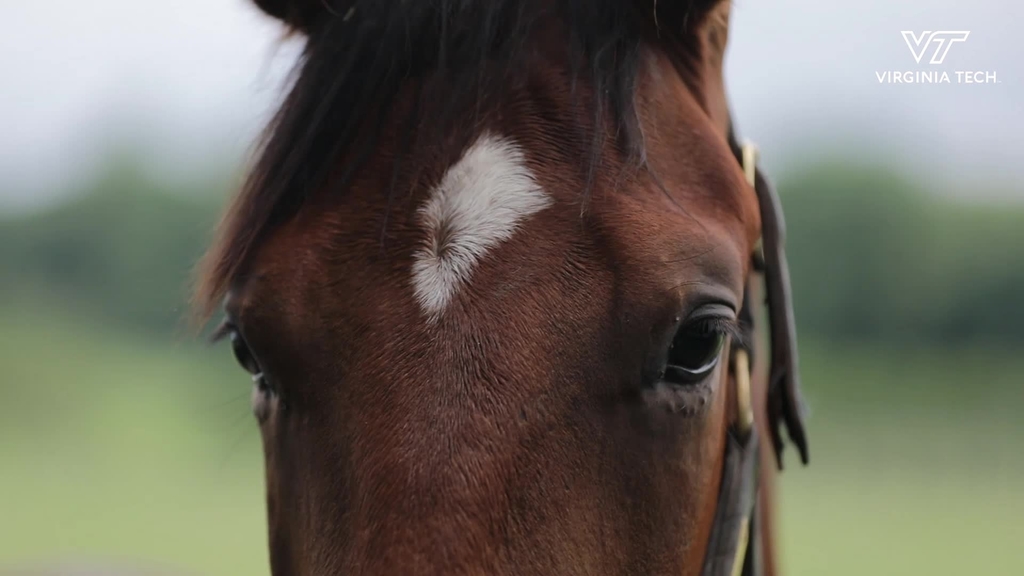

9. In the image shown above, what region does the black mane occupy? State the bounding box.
[196,0,713,316]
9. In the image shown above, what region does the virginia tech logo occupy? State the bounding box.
[901,31,970,64]
[876,30,997,85]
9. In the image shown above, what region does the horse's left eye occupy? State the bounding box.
[663,319,727,384]
[222,326,275,400]
[229,330,261,376]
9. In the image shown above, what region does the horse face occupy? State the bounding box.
[206,1,762,574]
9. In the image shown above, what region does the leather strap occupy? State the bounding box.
[751,163,809,468]
[700,136,812,576]
[700,426,760,576]
[729,137,810,470]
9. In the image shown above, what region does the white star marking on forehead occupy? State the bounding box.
[412,133,552,318]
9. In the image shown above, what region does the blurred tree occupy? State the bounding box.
[781,162,1024,346]
[0,156,225,335]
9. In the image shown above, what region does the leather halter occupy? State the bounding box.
[699,140,810,576]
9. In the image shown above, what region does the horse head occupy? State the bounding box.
[196,1,807,573]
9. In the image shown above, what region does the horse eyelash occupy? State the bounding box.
[692,316,748,351]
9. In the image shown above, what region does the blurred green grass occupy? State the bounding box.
[2,303,1022,575]
[780,342,1024,575]
[0,304,267,575]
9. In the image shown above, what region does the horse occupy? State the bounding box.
[195,1,809,574]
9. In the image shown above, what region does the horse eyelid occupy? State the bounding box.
[208,320,233,344]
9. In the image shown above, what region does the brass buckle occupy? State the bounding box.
[735,139,759,438]
[742,141,765,270]
[733,349,754,436]
[741,141,758,188]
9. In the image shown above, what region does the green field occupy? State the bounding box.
[2,306,1022,575]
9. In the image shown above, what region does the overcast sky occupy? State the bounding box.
[1,0,1020,210]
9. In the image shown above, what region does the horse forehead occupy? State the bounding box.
[631,48,761,247]
[233,130,560,322]
[237,122,751,328]
[411,132,553,318]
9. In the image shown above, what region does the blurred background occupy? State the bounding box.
[1,1,1021,574]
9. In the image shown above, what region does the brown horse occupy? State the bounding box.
[195,1,808,574]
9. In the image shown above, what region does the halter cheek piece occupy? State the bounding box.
[700,140,810,576]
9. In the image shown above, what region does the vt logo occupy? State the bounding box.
[902,31,970,64]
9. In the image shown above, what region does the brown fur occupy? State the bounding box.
[199,1,782,574]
